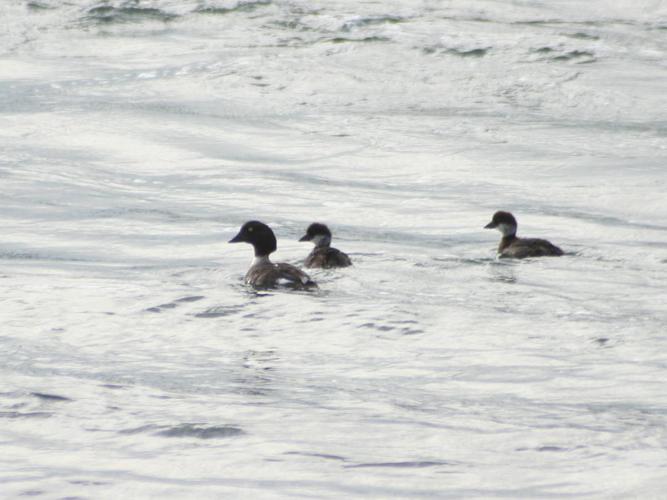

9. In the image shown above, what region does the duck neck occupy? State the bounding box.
[499,234,517,252]
[252,254,271,267]
[313,234,331,249]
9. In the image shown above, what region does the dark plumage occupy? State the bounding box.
[299,223,352,269]
[229,221,317,290]
[484,211,563,258]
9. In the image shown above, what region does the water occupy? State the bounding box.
[2,0,667,497]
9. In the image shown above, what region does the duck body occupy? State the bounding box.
[304,246,352,269]
[299,223,352,269]
[230,221,317,290]
[245,256,317,290]
[497,235,564,258]
[485,211,563,259]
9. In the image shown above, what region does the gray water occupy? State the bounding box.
[2,0,667,497]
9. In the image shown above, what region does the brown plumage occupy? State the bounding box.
[304,247,352,269]
[229,221,317,290]
[485,211,563,258]
[497,236,564,258]
[245,259,317,290]
[299,222,352,269]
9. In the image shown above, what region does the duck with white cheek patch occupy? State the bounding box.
[298,223,352,269]
[484,211,564,258]
[229,221,318,290]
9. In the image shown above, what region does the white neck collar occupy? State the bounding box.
[498,223,517,237]
[252,255,271,266]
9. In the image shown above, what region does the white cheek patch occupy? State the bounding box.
[497,223,516,236]
[312,234,331,247]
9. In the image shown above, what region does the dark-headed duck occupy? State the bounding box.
[229,221,317,290]
[484,211,563,258]
[298,223,352,269]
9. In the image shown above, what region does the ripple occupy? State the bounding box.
[551,50,596,63]
[27,2,52,11]
[422,45,490,57]
[345,460,450,469]
[341,16,407,31]
[155,424,244,439]
[83,6,178,25]
[0,411,52,419]
[564,32,600,40]
[31,392,72,402]
[329,36,391,44]
[195,305,244,318]
[176,295,205,303]
[120,423,244,439]
[196,0,271,15]
[284,451,347,461]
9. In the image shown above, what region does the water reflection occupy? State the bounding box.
[487,261,517,284]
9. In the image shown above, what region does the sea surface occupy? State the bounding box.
[2,0,667,498]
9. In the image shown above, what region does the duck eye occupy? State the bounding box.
[248,227,254,232]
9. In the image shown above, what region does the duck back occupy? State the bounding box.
[304,247,352,268]
[246,262,317,290]
[500,237,563,258]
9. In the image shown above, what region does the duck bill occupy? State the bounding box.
[228,231,244,243]
[298,234,311,242]
[484,222,497,229]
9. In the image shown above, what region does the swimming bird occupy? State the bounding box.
[484,211,563,258]
[299,223,352,268]
[229,221,317,290]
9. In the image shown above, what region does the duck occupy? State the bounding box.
[229,221,317,290]
[298,223,352,268]
[484,211,563,258]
